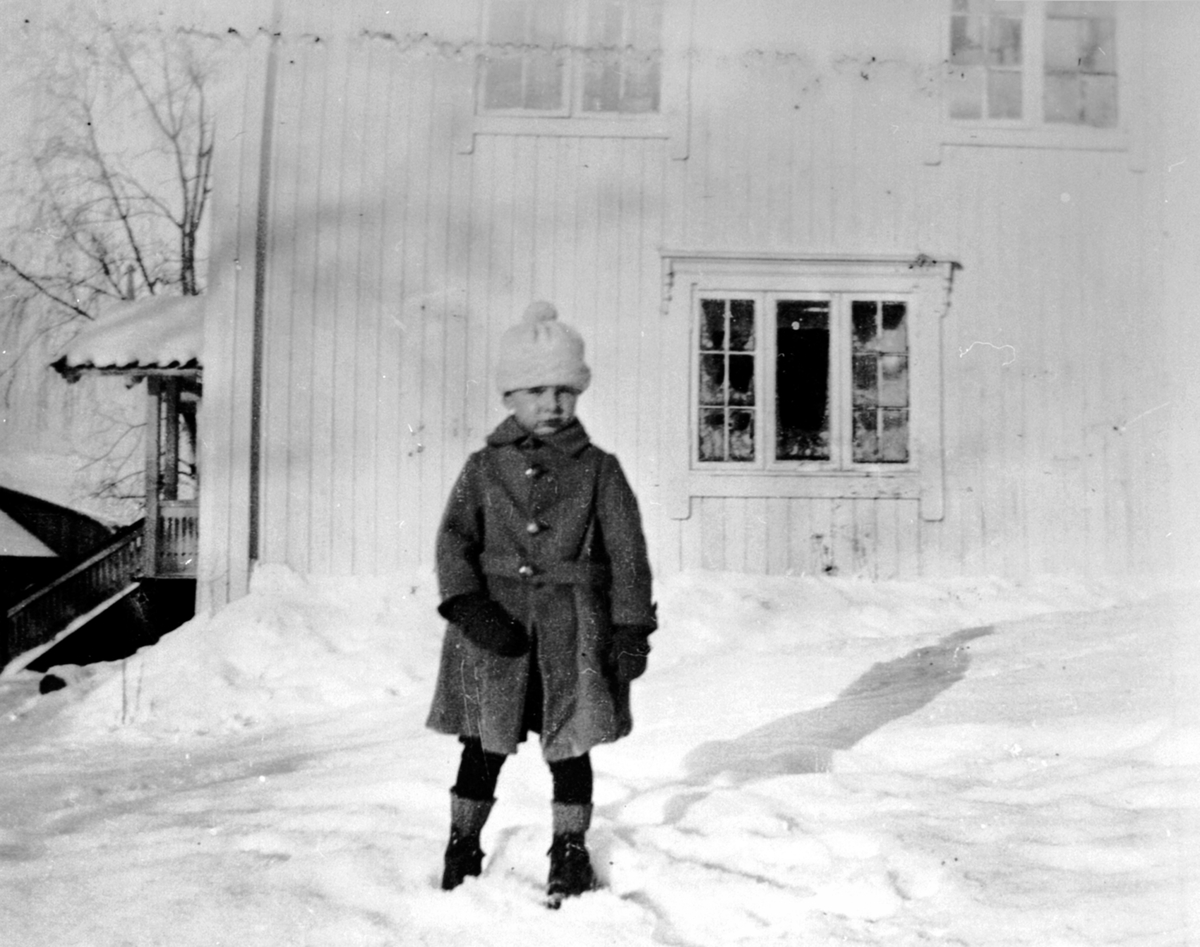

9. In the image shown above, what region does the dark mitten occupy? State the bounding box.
[440,593,530,657]
[608,625,653,682]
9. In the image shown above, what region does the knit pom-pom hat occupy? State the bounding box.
[495,300,591,395]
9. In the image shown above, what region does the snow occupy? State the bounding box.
[59,294,204,370]
[1,567,1197,946]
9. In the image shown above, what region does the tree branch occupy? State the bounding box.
[0,256,93,320]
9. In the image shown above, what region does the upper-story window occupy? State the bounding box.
[479,0,664,117]
[946,0,1117,128]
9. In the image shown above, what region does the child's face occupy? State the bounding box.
[503,385,579,436]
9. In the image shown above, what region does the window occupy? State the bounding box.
[661,254,955,521]
[946,0,1118,128]
[479,0,664,116]
[695,294,912,470]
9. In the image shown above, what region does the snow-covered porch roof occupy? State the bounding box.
[52,294,204,381]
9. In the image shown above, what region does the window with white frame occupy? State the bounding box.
[946,0,1118,128]
[695,293,912,470]
[662,254,954,521]
[479,0,664,116]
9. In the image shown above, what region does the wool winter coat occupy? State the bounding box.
[426,416,656,761]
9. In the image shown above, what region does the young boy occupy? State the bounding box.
[426,300,657,905]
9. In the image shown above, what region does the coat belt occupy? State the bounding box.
[481,553,610,587]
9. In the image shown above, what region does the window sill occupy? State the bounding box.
[458,114,686,157]
[926,124,1143,171]
[941,122,1127,148]
[685,470,920,502]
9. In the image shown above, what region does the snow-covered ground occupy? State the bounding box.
[1,567,1197,946]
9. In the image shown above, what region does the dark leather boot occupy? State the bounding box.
[546,802,597,907]
[441,793,494,890]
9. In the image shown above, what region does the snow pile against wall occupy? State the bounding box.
[42,565,440,734]
[42,566,1153,739]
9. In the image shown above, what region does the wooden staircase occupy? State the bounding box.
[3,504,198,670]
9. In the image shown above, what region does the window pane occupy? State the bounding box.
[699,354,725,405]
[729,299,755,350]
[582,55,623,112]
[526,51,566,109]
[1081,73,1117,128]
[880,408,910,462]
[698,409,726,461]
[1044,9,1117,126]
[987,69,1022,119]
[580,0,663,114]
[483,56,525,109]
[700,299,725,350]
[878,354,909,407]
[852,408,879,462]
[620,57,661,113]
[948,3,1023,121]
[728,354,755,406]
[729,410,755,461]
[1083,16,1116,73]
[852,300,909,463]
[697,296,756,463]
[881,302,907,348]
[1044,15,1082,72]
[1044,73,1082,123]
[858,408,910,463]
[852,300,877,347]
[775,300,831,462]
[950,15,984,65]
[482,0,566,112]
[947,67,985,120]
[853,354,878,407]
[987,16,1022,66]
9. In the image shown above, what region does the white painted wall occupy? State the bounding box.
[197,1,1199,611]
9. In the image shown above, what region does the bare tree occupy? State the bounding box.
[0,22,215,318]
[0,15,219,515]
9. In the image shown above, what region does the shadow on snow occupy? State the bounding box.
[682,625,995,786]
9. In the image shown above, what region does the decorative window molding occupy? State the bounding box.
[660,252,957,522]
[459,0,691,158]
[931,0,1144,168]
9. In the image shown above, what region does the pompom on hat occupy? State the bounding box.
[494,300,591,395]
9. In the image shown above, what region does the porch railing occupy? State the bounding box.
[4,522,144,665]
[154,501,199,577]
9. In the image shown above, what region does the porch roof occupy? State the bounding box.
[53,294,204,380]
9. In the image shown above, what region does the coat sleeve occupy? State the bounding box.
[436,453,488,602]
[596,453,657,630]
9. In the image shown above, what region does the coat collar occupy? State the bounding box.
[487,415,592,457]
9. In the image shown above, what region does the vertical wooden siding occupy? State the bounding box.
[197,35,271,613]
[660,3,1171,578]
[205,2,1189,598]
[252,35,671,578]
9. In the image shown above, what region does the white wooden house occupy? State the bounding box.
[196,0,1200,612]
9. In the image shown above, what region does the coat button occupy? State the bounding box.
[526,521,542,535]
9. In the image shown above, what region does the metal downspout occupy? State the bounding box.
[248,4,282,565]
